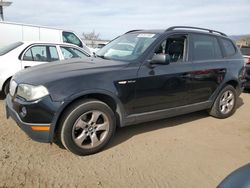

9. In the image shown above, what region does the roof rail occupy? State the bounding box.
[125,30,142,34]
[165,26,227,36]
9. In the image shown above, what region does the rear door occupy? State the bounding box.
[21,45,60,69]
[188,33,226,103]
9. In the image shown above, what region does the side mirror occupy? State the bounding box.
[150,54,170,65]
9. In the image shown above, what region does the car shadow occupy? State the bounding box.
[54,97,244,152]
[21,96,246,152]
[106,111,207,150]
[0,92,5,100]
[243,89,250,94]
[106,96,244,151]
[54,110,209,151]
[236,96,244,110]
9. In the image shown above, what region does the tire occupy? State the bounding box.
[3,80,10,96]
[209,85,237,119]
[58,99,116,156]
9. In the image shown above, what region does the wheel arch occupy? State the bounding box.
[51,90,125,139]
[209,78,241,107]
[2,76,12,94]
[225,80,239,89]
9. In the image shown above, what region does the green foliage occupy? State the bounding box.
[82,30,100,41]
[238,35,250,46]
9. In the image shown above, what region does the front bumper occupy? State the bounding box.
[5,95,62,143]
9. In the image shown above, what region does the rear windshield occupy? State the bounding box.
[240,47,250,56]
[0,42,24,56]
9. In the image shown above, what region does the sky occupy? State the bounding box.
[3,0,250,40]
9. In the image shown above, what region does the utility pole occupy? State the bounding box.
[0,0,12,21]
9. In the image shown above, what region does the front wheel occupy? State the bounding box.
[209,85,237,119]
[59,99,116,156]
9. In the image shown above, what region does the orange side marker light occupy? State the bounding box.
[31,126,50,131]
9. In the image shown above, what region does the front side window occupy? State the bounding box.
[155,35,187,63]
[192,34,222,61]
[96,33,159,61]
[63,32,83,47]
[221,38,236,57]
[60,46,89,59]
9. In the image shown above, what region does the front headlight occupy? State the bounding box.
[9,80,18,96]
[17,84,49,101]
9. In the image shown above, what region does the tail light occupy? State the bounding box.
[244,57,250,64]
[240,63,247,79]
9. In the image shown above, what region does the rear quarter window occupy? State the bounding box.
[221,38,236,57]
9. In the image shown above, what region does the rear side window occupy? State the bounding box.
[221,38,236,57]
[23,45,59,62]
[23,46,48,62]
[192,34,222,61]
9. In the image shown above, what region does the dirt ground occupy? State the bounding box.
[0,93,250,188]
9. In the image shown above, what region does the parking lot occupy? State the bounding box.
[0,93,250,188]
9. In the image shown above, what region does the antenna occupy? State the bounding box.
[0,0,12,21]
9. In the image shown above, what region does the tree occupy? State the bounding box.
[238,35,250,47]
[82,30,100,47]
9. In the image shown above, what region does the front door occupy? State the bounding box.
[133,34,193,114]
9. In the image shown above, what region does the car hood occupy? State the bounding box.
[13,57,128,85]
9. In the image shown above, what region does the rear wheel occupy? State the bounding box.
[209,85,237,119]
[58,99,116,156]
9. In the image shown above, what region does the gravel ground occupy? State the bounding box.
[0,93,250,188]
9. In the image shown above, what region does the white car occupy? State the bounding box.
[0,41,91,95]
[105,43,135,57]
[239,46,250,64]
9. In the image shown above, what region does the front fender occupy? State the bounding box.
[49,89,126,141]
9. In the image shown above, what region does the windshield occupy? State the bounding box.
[240,47,250,56]
[96,33,159,61]
[0,42,24,56]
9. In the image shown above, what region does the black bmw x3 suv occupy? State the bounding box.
[5,26,245,155]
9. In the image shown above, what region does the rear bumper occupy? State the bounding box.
[5,95,60,143]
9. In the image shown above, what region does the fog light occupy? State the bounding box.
[20,106,27,117]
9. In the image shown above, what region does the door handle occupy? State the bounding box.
[181,73,192,78]
[24,66,30,69]
[218,69,226,73]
